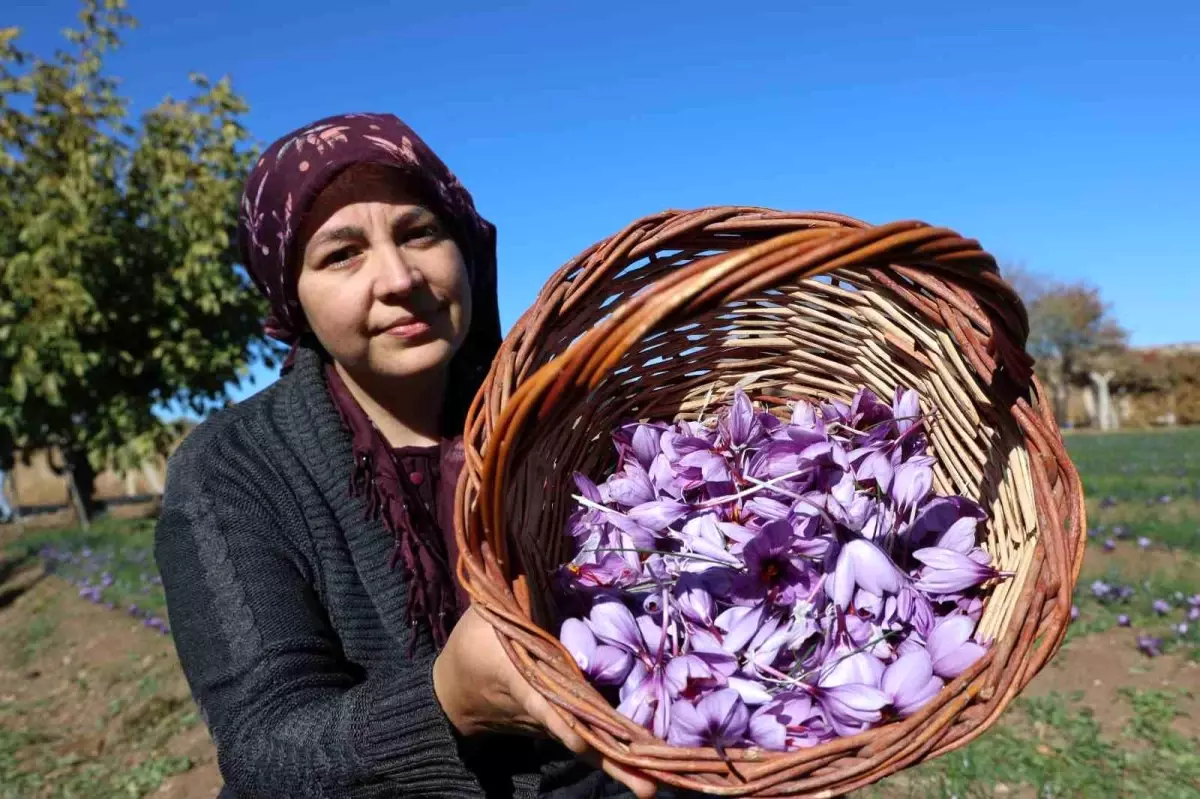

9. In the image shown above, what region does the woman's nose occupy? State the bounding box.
[374,243,424,297]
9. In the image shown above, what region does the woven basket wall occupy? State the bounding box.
[454,207,1086,797]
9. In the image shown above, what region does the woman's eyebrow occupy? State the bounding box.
[392,207,433,228]
[309,225,366,249]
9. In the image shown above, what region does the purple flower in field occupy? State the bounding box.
[667,689,750,749]
[1189,594,1200,609]
[1086,527,1097,538]
[1112,525,1127,538]
[1090,580,1111,599]
[748,693,832,751]
[912,547,1005,595]
[1136,635,1163,658]
[1116,614,1131,627]
[1175,623,1189,637]
[1103,539,1117,552]
[1137,537,1151,550]
[1159,494,1173,504]
[927,615,987,679]
[1152,599,1171,616]
[561,618,634,686]
[1070,605,1079,622]
[1115,585,1136,601]
[881,649,944,717]
[1188,607,1200,623]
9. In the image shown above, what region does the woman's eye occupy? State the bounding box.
[403,223,442,245]
[323,247,359,269]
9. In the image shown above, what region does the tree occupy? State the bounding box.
[1001,264,1127,426]
[0,1,270,520]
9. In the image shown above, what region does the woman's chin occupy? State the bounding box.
[368,338,455,379]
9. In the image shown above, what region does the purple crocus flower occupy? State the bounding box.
[913,547,1005,594]
[1137,635,1163,657]
[1137,536,1152,550]
[674,576,716,627]
[719,389,764,452]
[667,689,750,749]
[881,650,944,717]
[927,615,986,679]
[561,618,634,685]
[1175,623,1189,637]
[1116,614,1131,627]
[1103,538,1116,552]
[613,422,666,470]
[606,462,656,507]
[1070,605,1079,622]
[830,539,904,611]
[1152,599,1171,616]
[588,601,677,737]
[671,515,741,573]
[728,521,813,607]
[1090,580,1111,599]
[1188,607,1200,623]
[812,650,889,737]
[891,456,935,513]
[747,693,832,751]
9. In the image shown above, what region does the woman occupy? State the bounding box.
[155,113,656,798]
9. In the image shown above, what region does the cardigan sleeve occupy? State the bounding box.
[154,434,487,798]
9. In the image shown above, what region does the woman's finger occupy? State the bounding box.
[600,757,658,799]
[523,687,658,797]
[517,679,589,754]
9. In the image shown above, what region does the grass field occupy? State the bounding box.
[1,428,1198,798]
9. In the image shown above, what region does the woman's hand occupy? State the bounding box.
[433,606,657,799]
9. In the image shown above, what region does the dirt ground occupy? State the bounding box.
[0,559,220,798]
[1,548,1196,798]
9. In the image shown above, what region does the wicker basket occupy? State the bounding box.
[453,207,1085,797]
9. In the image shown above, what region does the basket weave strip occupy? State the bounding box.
[454,208,1084,796]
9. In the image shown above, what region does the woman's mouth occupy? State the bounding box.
[382,318,433,340]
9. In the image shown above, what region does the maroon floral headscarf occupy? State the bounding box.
[236,113,501,646]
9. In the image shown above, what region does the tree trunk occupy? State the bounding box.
[1049,358,1070,426]
[64,450,96,529]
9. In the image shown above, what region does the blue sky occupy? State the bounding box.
[9,0,1199,405]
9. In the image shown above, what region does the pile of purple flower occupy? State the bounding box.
[554,386,1010,751]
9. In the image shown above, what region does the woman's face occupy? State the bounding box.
[296,167,472,383]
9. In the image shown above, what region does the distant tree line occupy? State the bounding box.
[1005,265,1198,429]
